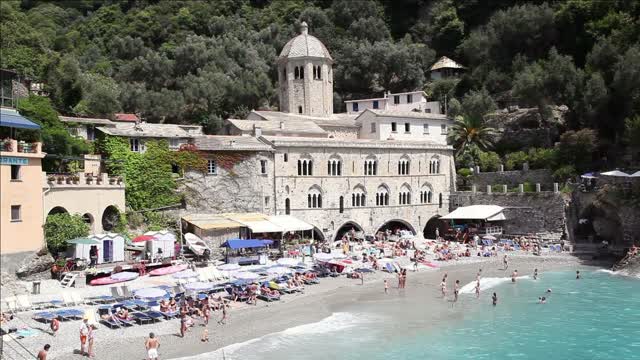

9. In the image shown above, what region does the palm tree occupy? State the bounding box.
[447,115,497,156]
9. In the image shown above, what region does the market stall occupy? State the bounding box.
[221,239,273,265]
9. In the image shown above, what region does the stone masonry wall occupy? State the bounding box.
[450,191,566,235]
[470,168,553,189]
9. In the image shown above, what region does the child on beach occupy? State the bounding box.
[50,316,60,337]
[384,279,388,294]
[201,328,209,342]
[145,332,159,360]
[218,303,228,325]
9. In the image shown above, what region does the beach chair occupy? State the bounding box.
[120,285,134,299]
[16,295,33,311]
[129,311,154,325]
[55,308,84,320]
[172,285,184,297]
[62,292,76,307]
[70,291,86,305]
[257,289,280,302]
[142,310,165,322]
[33,311,57,323]
[110,287,126,302]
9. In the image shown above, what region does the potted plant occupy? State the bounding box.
[86,174,94,184]
[17,141,24,152]
[117,176,123,184]
[30,142,38,153]
[47,175,56,183]
[56,175,64,184]
[1,138,12,151]
[65,176,72,184]
[71,175,80,184]
[109,177,116,185]
[96,176,102,185]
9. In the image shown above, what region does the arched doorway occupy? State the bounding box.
[423,216,448,240]
[334,221,364,241]
[377,219,416,236]
[82,213,94,232]
[48,206,68,216]
[301,226,325,243]
[101,205,121,232]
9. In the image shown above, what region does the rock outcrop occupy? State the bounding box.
[15,251,54,279]
[485,105,568,150]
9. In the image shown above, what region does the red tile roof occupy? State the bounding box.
[113,113,139,122]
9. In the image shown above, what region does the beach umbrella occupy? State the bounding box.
[233,271,260,281]
[601,170,630,177]
[218,264,241,271]
[482,235,497,241]
[134,287,167,300]
[580,172,596,179]
[267,266,293,276]
[630,171,640,177]
[277,258,301,267]
[172,270,198,279]
[132,235,155,243]
[313,253,334,262]
[184,282,214,292]
[110,272,139,281]
[67,237,100,245]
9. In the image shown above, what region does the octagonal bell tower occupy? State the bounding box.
[277,22,333,117]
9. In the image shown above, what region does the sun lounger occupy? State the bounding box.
[110,287,126,302]
[61,292,76,307]
[32,311,57,323]
[2,296,18,313]
[257,289,280,302]
[130,312,154,325]
[85,295,115,305]
[120,285,133,299]
[70,292,85,305]
[158,310,178,319]
[55,309,84,320]
[143,310,165,321]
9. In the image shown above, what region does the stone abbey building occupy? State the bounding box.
[183,22,455,241]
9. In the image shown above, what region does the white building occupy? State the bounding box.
[185,22,456,242]
[429,56,466,81]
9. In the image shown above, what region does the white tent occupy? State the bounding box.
[440,205,506,221]
[601,170,630,177]
[144,230,176,259]
[267,215,314,232]
[629,171,640,177]
[88,233,126,264]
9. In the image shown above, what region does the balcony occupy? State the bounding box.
[45,172,125,188]
[1,138,43,157]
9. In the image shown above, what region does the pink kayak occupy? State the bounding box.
[148,264,188,276]
[90,272,139,286]
[420,260,439,268]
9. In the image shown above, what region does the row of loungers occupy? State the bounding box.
[33,309,84,322]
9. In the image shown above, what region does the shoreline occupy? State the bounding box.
[42,254,595,360]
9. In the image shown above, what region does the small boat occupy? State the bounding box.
[420,260,439,268]
[148,264,189,276]
[184,233,211,257]
[90,272,139,286]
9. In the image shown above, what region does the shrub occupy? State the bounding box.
[527,148,557,169]
[505,151,529,170]
[523,181,536,192]
[457,168,472,178]
[44,213,90,254]
[477,151,502,172]
[557,129,597,172]
[553,165,577,182]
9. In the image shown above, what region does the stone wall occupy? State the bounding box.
[469,168,553,189]
[450,191,566,235]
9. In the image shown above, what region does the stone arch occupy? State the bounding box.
[423,215,447,240]
[334,221,364,241]
[82,213,95,231]
[376,219,416,235]
[48,206,68,216]
[101,205,121,232]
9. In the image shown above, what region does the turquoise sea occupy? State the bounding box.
[177,270,640,360]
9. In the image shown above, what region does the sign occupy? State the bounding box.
[0,157,28,165]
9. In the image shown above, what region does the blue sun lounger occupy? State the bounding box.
[33,311,57,323]
[55,309,84,320]
[143,310,164,321]
[130,312,154,325]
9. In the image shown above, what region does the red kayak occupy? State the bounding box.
[148,264,188,277]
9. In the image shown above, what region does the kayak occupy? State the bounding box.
[148,264,189,276]
[419,260,439,268]
[90,272,139,286]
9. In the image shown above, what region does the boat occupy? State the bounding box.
[89,271,139,286]
[184,233,211,257]
[148,264,189,276]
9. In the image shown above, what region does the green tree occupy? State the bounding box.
[557,129,598,172]
[477,150,501,172]
[527,148,558,169]
[624,116,640,149]
[505,151,529,171]
[44,213,90,254]
[447,116,497,156]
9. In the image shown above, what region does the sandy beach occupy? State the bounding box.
[6,253,599,360]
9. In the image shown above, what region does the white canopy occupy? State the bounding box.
[440,205,506,221]
[239,220,284,233]
[601,170,630,177]
[629,171,640,177]
[268,215,314,232]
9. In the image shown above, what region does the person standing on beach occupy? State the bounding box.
[440,278,447,297]
[218,303,228,325]
[453,280,460,302]
[534,268,538,280]
[50,316,60,337]
[37,344,50,360]
[477,269,482,281]
[145,332,159,360]
[384,279,388,294]
[87,324,95,358]
[503,255,508,270]
[492,292,498,306]
[79,319,88,356]
[180,313,187,338]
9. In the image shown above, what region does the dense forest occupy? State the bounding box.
[2,0,640,173]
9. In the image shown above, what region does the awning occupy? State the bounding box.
[221,239,273,249]
[601,170,630,177]
[0,108,41,129]
[268,215,313,232]
[440,205,506,221]
[631,171,640,177]
[239,220,284,233]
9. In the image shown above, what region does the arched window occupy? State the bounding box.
[438,193,443,208]
[297,156,313,176]
[429,156,440,174]
[376,185,390,206]
[300,66,304,79]
[339,196,344,213]
[398,155,410,175]
[327,155,342,176]
[364,155,378,176]
[420,183,433,204]
[294,67,300,79]
[316,66,321,80]
[313,66,317,80]
[285,198,291,215]
[351,185,366,207]
[399,184,411,205]
[308,186,323,209]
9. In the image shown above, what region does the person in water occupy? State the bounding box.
[503,255,508,270]
[453,280,460,302]
[492,292,498,306]
[440,278,447,297]
[511,270,518,283]
[538,296,546,304]
[576,270,581,279]
[533,268,538,280]
[475,279,480,299]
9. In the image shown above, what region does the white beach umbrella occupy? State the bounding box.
[267,266,293,276]
[184,282,214,292]
[313,253,334,262]
[172,270,199,279]
[482,235,497,241]
[601,170,630,177]
[233,271,260,282]
[134,287,167,300]
[218,264,241,271]
[277,258,301,267]
[110,272,139,281]
[630,171,640,177]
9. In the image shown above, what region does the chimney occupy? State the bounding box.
[253,125,262,137]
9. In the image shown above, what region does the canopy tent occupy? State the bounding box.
[0,108,41,129]
[601,170,630,177]
[221,239,273,249]
[67,238,100,245]
[182,212,314,234]
[631,171,640,177]
[268,215,314,232]
[67,238,100,261]
[236,220,283,233]
[440,205,506,221]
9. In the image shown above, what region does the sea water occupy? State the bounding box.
[174,271,640,360]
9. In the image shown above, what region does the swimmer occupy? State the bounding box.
[538,296,546,304]
[546,288,552,293]
[440,279,447,297]
[576,270,581,279]
[533,268,538,280]
[475,280,480,299]
[511,270,518,283]
[492,292,498,306]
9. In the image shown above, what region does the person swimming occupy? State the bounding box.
[538,296,546,304]
[511,270,518,283]
[546,288,552,293]
[576,270,581,279]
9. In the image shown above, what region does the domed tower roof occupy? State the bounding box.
[278,22,333,62]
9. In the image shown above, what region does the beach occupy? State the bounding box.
[13,253,593,360]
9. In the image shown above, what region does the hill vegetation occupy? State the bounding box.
[2,0,639,172]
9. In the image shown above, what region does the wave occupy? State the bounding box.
[596,268,640,279]
[169,312,373,360]
[459,276,531,294]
